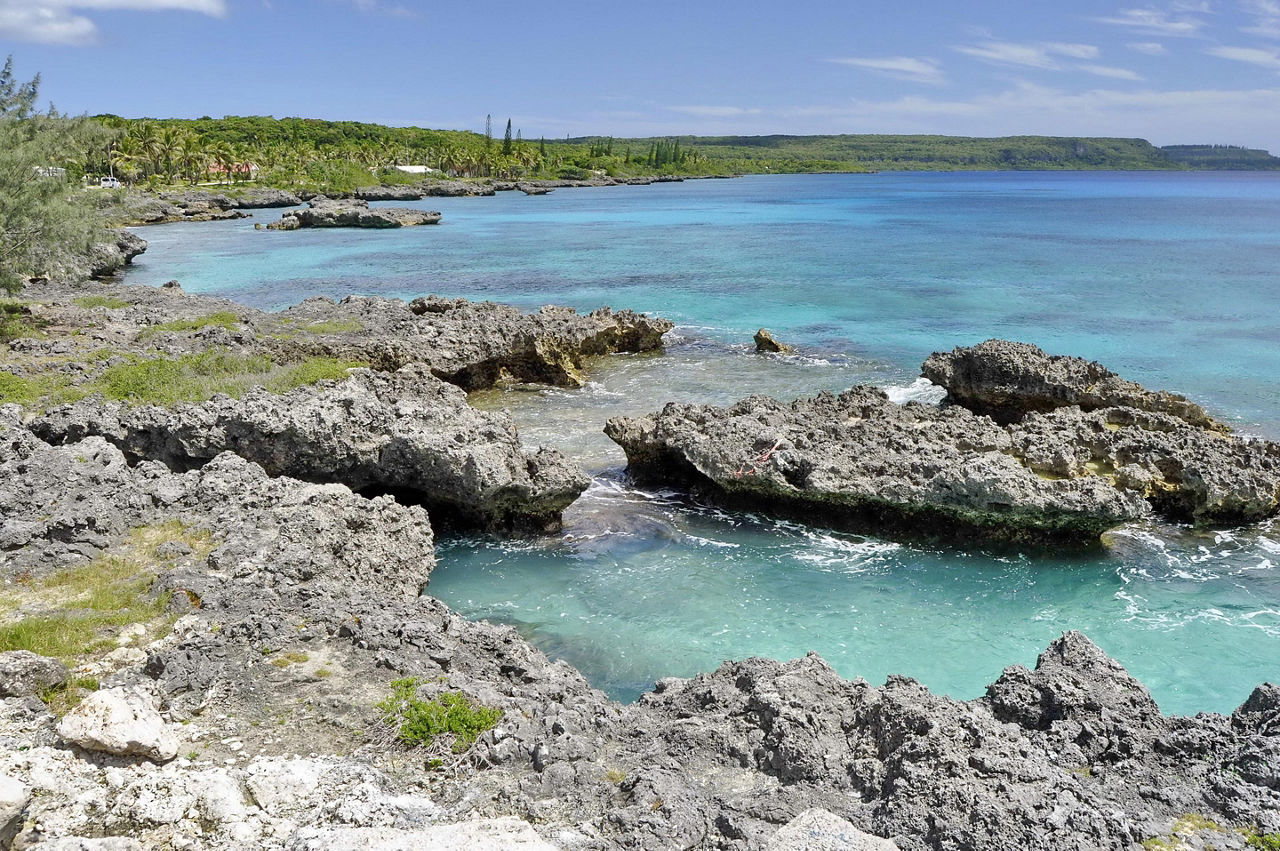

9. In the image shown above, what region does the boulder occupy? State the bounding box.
[754,328,793,353]
[0,774,28,848]
[767,810,898,850]
[56,686,179,761]
[922,339,1224,429]
[517,183,553,196]
[0,651,69,698]
[266,198,440,230]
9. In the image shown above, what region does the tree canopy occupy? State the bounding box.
[0,57,103,295]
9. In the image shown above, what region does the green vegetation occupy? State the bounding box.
[2,351,360,411]
[1163,144,1280,169]
[269,650,310,669]
[0,521,214,666]
[376,677,503,754]
[99,350,360,406]
[278,317,365,336]
[0,369,76,408]
[0,57,107,294]
[1,299,47,344]
[73,294,129,309]
[1246,830,1280,850]
[137,310,240,339]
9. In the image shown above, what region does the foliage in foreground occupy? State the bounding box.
[376,677,503,755]
[0,56,105,294]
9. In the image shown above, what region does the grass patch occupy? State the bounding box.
[377,677,503,754]
[97,351,362,406]
[73,295,129,310]
[39,676,100,716]
[0,370,82,409]
[138,311,240,340]
[289,318,365,335]
[269,651,310,669]
[0,521,215,665]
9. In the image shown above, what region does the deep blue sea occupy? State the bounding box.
[125,172,1280,715]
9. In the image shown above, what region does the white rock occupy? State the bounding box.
[26,839,145,850]
[285,818,558,850]
[56,687,179,762]
[0,773,29,840]
[766,809,898,850]
[244,757,324,812]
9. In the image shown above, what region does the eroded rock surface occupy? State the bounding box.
[607,346,1280,543]
[265,198,440,230]
[606,387,1153,544]
[56,686,179,761]
[271,294,674,388]
[923,339,1224,429]
[32,365,588,531]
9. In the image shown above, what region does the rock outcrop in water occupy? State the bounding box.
[923,339,1226,429]
[606,342,1280,543]
[271,294,675,389]
[265,197,441,230]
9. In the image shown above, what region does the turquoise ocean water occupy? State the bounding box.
[125,172,1280,714]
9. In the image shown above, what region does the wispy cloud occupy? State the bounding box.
[1080,63,1146,79]
[667,105,763,118]
[829,56,946,85]
[348,0,414,16]
[955,40,1100,69]
[1242,0,1280,36]
[0,0,225,45]
[1206,44,1280,68]
[1095,7,1207,36]
[1128,41,1169,53]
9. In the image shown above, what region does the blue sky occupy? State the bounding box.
[4,0,1280,151]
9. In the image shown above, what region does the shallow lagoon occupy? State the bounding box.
[127,172,1280,714]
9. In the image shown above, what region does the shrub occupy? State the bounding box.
[376,677,503,754]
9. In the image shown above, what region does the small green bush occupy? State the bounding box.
[1247,832,1280,850]
[73,295,129,310]
[376,677,503,753]
[138,311,240,339]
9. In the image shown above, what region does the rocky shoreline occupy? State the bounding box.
[98,176,711,229]
[1,279,1278,849]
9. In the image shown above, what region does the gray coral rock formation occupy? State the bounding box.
[32,365,588,531]
[87,229,148,279]
[0,651,68,698]
[270,294,674,389]
[605,387,1152,544]
[1,422,1277,848]
[607,346,1280,543]
[923,339,1224,429]
[265,198,440,230]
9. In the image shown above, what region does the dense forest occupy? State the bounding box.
[35,113,1280,196]
[1161,144,1280,169]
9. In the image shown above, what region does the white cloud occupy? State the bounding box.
[1206,44,1280,67]
[955,40,1101,69]
[1079,63,1146,79]
[667,105,763,118]
[1242,0,1280,36]
[0,0,225,45]
[1095,7,1207,36]
[829,56,946,85]
[1128,41,1169,53]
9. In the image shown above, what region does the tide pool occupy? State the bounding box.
[125,171,1280,714]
